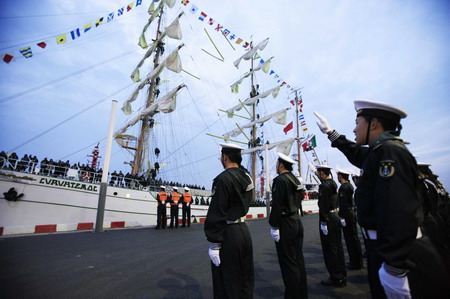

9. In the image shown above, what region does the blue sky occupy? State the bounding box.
[1,0,449,190]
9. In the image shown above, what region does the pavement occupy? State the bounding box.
[0,213,370,298]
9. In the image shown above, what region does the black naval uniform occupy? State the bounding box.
[204,167,254,299]
[330,130,450,298]
[318,178,346,283]
[269,172,307,299]
[338,181,363,269]
[418,178,450,276]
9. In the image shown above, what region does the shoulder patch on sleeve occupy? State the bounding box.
[379,160,395,178]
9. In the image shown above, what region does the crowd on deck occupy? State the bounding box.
[1,151,271,208]
[0,151,206,191]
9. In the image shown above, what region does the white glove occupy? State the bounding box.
[314,111,333,134]
[320,221,328,235]
[208,243,221,267]
[340,218,346,227]
[379,263,411,299]
[270,228,280,242]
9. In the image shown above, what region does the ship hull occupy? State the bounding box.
[0,170,283,236]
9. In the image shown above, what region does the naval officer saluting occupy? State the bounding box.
[315,100,450,298]
[204,143,255,299]
[269,152,307,298]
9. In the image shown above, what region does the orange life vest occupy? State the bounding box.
[157,191,167,205]
[171,192,181,205]
[183,192,192,204]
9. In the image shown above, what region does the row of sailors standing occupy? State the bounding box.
[202,100,450,299]
[155,186,193,229]
[313,100,450,298]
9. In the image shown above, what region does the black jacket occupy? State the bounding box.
[204,167,253,243]
[331,131,421,269]
[269,172,304,228]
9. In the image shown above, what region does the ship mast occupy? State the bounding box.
[250,43,257,202]
[131,7,165,176]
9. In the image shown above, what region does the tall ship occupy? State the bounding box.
[0,0,317,236]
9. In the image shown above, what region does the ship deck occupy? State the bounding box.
[0,213,370,298]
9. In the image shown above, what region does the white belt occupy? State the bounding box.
[329,209,338,213]
[363,228,422,240]
[226,217,245,224]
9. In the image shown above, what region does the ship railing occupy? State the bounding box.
[0,157,212,194]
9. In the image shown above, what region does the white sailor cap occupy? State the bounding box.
[173,186,178,190]
[184,187,190,191]
[354,99,407,121]
[316,164,333,170]
[219,142,244,151]
[277,152,296,165]
[352,169,361,177]
[160,185,166,189]
[336,168,352,175]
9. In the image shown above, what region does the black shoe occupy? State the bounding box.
[320,278,346,288]
[180,225,186,228]
[346,263,363,270]
[155,227,160,230]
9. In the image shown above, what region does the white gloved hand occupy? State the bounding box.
[208,243,221,267]
[314,111,333,134]
[340,218,346,227]
[379,263,411,299]
[320,221,328,235]
[270,228,280,242]
[308,163,317,174]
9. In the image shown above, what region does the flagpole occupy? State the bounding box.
[294,90,302,178]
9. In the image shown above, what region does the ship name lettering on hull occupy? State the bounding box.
[39,178,98,192]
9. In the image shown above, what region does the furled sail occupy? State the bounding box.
[230,57,273,93]
[223,108,290,139]
[132,12,184,82]
[138,0,177,49]
[122,43,185,115]
[115,84,186,137]
[242,138,296,155]
[233,38,269,69]
[226,85,280,116]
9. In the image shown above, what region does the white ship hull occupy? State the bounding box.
[0,170,279,236]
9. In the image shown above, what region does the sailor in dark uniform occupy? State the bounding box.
[269,152,307,298]
[204,143,254,299]
[336,168,363,270]
[417,162,450,276]
[314,164,347,287]
[315,100,450,298]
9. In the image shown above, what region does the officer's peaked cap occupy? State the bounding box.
[184,187,190,191]
[160,185,166,189]
[219,142,244,152]
[173,186,178,190]
[354,99,407,122]
[277,152,296,165]
[336,168,351,175]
